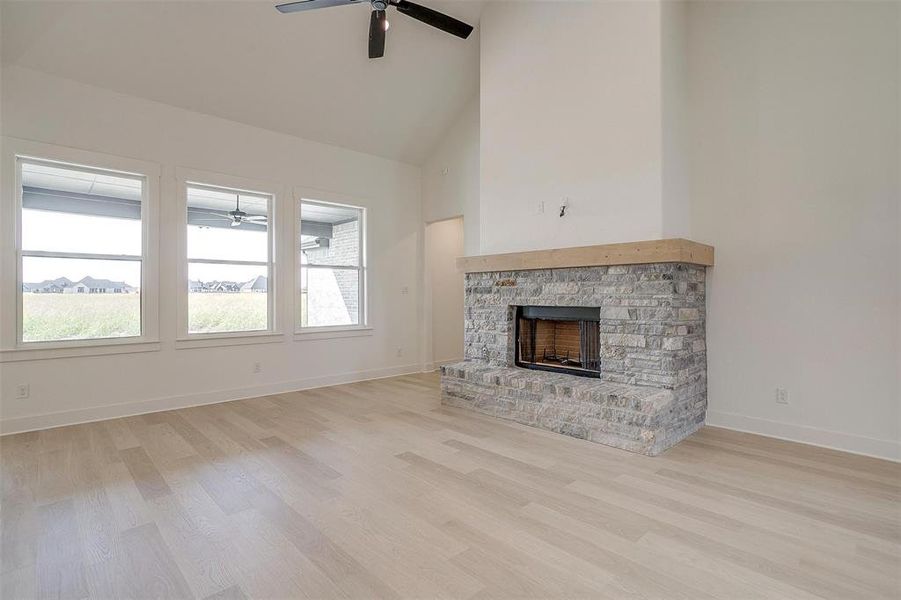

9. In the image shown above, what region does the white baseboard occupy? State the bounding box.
[10,372,896,464]
[705,410,900,463]
[422,357,463,372]
[0,363,423,436]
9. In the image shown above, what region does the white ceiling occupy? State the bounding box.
[1,0,483,165]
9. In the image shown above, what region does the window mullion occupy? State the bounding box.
[187,258,268,267]
[302,264,361,271]
[22,250,144,261]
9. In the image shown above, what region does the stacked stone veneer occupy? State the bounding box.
[440,263,707,455]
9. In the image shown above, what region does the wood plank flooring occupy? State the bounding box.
[2,372,899,599]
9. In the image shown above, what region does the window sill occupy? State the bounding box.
[0,339,161,363]
[294,326,373,341]
[175,331,285,350]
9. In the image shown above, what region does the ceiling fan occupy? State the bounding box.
[275,0,474,59]
[194,195,268,228]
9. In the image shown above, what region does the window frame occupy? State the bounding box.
[0,138,161,361]
[295,194,369,336]
[175,168,284,347]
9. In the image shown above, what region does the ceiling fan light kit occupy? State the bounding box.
[275,0,474,59]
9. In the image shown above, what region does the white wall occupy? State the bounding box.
[0,66,423,433]
[660,0,691,238]
[422,97,479,256]
[688,1,900,459]
[423,217,464,370]
[479,1,666,254]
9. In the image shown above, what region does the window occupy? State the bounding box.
[17,158,148,344]
[185,183,274,335]
[298,200,365,329]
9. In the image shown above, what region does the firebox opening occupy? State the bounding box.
[514,305,601,378]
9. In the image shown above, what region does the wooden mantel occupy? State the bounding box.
[457,238,714,273]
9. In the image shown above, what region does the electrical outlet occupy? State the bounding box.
[775,387,789,405]
[253,362,262,374]
[15,384,29,400]
[537,200,545,214]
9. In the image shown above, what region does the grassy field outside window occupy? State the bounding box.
[23,293,267,341]
[188,292,268,333]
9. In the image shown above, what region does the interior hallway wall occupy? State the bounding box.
[423,217,464,370]
[422,97,479,256]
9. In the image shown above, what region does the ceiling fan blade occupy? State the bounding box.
[276,0,364,14]
[391,0,473,39]
[243,216,269,222]
[369,10,387,59]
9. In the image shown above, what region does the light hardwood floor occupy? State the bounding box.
[2,372,899,599]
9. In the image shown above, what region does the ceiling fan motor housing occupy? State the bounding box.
[276,0,474,59]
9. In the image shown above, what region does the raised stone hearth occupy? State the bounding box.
[441,244,711,456]
[441,363,692,455]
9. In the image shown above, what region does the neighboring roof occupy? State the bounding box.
[239,275,268,291]
[23,277,73,292]
[28,276,75,288]
[24,276,137,291]
[78,276,133,289]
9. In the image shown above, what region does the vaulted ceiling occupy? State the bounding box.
[1,0,483,164]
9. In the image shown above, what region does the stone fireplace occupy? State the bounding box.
[440,239,713,456]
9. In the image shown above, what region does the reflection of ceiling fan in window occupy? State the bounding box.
[194,195,268,228]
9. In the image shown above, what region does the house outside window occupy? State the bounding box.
[298,199,366,330]
[15,157,151,345]
[183,182,275,336]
